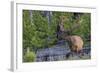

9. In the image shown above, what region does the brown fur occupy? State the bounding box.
[64,35,83,53]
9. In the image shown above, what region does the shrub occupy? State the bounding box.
[24,51,36,62]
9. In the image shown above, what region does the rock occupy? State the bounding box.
[35,40,91,62]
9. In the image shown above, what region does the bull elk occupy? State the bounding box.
[57,15,84,53]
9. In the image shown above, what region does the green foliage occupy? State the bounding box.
[72,13,91,45]
[23,10,91,51]
[31,11,49,48]
[23,10,48,50]
[23,51,36,62]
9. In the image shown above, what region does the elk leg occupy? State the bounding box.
[77,50,84,58]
